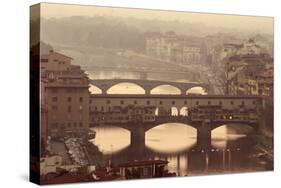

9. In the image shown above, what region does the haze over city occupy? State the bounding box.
[39,3,273,35]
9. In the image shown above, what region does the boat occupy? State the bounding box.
[117,160,175,179]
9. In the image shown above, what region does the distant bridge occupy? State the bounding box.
[90,79,211,95]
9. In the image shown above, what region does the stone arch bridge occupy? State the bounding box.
[90,94,261,148]
[90,79,211,95]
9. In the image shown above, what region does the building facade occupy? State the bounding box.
[90,104,156,125]
[145,31,206,65]
[226,53,273,97]
[40,50,90,137]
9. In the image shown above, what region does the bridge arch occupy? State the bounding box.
[146,122,197,133]
[186,86,208,95]
[145,123,197,153]
[211,123,256,137]
[106,82,146,94]
[150,84,182,95]
[89,84,103,94]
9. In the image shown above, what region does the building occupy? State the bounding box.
[226,53,273,96]
[40,104,48,156]
[145,31,206,65]
[40,77,49,156]
[41,50,90,137]
[90,104,156,125]
[188,104,258,123]
[256,68,273,97]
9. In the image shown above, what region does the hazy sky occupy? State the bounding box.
[40,3,273,34]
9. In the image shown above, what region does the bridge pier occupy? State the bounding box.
[130,126,146,147]
[144,89,151,95]
[196,121,211,149]
[180,88,186,95]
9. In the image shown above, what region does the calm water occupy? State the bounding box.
[89,124,263,176]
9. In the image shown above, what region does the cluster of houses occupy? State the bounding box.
[188,104,258,123]
[145,31,207,65]
[209,37,273,97]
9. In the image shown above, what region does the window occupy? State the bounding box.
[241,101,245,105]
[230,101,234,105]
[79,122,83,127]
[253,101,256,105]
[147,100,150,105]
[172,101,175,105]
[159,101,162,105]
[208,101,211,105]
[51,123,58,128]
[134,100,137,105]
[79,97,83,102]
[184,101,187,105]
[219,101,222,105]
[41,58,48,63]
[107,100,111,104]
[52,97,58,102]
[52,105,57,110]
[67,97,72,102]
[60,124,65,129]
[120,100,124,105]
[196,101,199,105]
[52,88,58,93]
[67,123,71,128]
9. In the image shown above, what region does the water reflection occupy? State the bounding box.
[90,123,261,175]
[90,126,130,155]
[145,123,197,154]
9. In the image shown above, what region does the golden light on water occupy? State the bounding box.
[145,123,197,153]
[90,127,130,155]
